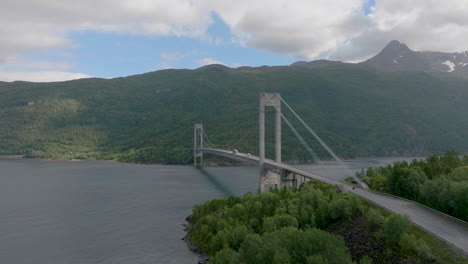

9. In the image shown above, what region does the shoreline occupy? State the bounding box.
[0,155,25,159]
[182,215,209,264]
[0,155,429,166]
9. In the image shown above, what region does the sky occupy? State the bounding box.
[1,0,468,82]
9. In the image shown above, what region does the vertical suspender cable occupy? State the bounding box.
[279,96,365,184]
[263,94,321,162]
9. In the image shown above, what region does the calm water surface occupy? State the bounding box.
[0,157,419,264]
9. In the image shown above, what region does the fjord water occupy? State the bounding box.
[0,158,417,264]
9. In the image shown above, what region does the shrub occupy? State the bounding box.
[263,214,299,233]
[399,233,435,262]
[366,208,384,228]
[359,256,373,264]
[383,215,411,249]
[209,248,240,264]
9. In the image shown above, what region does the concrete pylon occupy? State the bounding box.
[194,123,204,166]
[259,93,281,191]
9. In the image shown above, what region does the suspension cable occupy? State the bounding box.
[280,96,341,162]
[279,95,365,183]
[263,93,321,162]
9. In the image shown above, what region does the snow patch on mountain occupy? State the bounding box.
[442,60,456,72]
[360,41,468,76]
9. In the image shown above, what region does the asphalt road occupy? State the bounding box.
[348,186,468,257]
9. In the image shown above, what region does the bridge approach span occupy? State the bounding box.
[196,148,337,185]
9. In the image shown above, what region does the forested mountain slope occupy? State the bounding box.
[0,63,467,163]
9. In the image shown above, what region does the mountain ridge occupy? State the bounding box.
[2,40,467,84]
[360,40,468,76]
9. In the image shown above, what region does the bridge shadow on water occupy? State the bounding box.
[196,166,237,197]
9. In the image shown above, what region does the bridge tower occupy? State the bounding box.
[259,93,282,191]
[193,123,204,166]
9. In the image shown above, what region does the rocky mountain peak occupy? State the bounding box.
[360,40,468,77]
[361,40,429,72]
[381,40,411,54]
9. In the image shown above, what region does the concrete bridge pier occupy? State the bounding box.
[259,93,282,192]
[193,123,204,166]
[260,167,307,191]
[282,170,306,189]
[260,167,282,191]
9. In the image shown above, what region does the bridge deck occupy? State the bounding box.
[196,148,468,256]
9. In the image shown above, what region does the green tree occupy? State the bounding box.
[328,195,364,221]
[399,233,435,261]
[463,155,468,165]
[447,167,468,182]
[209,248,240,264]
[239,234,262,264]
[383,215,411,249]
[272,247,291,264]
[263,214,299,233]
[424,155,443,179]
[366,208,384,228]
[440,151,462,173]
[211,230,229,252]
[306,255,331,264]
[418,178,468,219]
[254,227,352,264]
[227,224,250,250]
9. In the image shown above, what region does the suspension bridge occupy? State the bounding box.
[193,92,468,256]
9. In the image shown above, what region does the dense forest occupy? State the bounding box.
[0,63,467,163]
[186,181,463,264]
[358,152,468,221]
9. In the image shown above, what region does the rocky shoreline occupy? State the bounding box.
[182,215,209,264]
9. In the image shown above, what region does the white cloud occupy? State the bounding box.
[0,72,93,82]
[157,61,173,70]
[157,51,198,69]
[307,0,468,62]
[369,0,468,53]
[0,0,210,60]
[206,0,371,59]
[196,57,226,66]
[1,0,373,62]
[1,0,468,69]
[0,56,81,81]
[207,0,468,62]
[325,30,391,62]
[161,51,196,62]
[0,57,72,71]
